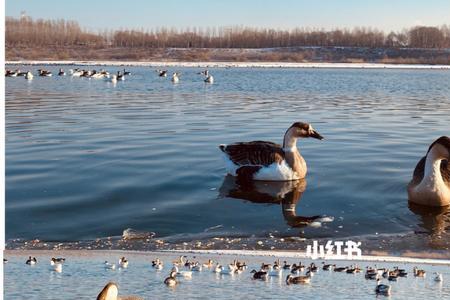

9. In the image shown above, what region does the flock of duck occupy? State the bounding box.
[5,67,214,83]
[6,255,444,299]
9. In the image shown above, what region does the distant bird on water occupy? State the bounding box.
[204,74,214,83]
[408,136,450,206]
[26,256,37,265]
[171,72,180,83]
[157,70,168,77]
[219,122,323,181]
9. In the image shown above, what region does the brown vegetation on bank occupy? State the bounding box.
[5,16,450,64]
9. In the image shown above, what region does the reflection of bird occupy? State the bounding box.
[408,202,450,237]
[408,136,450,206]
[219,176,332,228]
[219,122,323,181]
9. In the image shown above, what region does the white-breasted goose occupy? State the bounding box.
[164,271,178,286]
[408,136,450,206]
[204,75,214,83]
[375,279,391,296]
[26,256,37,265]
[220,122,323,181]
[171,72,180,83]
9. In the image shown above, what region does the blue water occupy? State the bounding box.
[5,66,450,242]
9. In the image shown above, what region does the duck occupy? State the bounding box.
[334,266,347,272]
[434,272,443,282]
[38,69,52,77]
[25,71,33,80]
[104,261,116,270]
[58,69,66,76]
[157,70,168,77]
[282,261,292,270]
[171,72,180,83]
[250,269,268,280]
[285,272,312,284]
[119,257,128,268]
[219,122,323,181]
[97,282,143,300]
[408,136,450,206]
[50,257,65,265]
[413,267,426,277]
[117,71,125,81]
[322,262,334,271]
[26,256,37,265]
[204,74,214,84]
[375,279,391,296]
[164,271,178,287]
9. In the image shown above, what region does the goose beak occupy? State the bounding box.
[310,130,324,140]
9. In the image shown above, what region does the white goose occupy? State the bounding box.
[408,136,450,206]
[220,122,323,181]
[434,272,443,282]
[25,71,33,80]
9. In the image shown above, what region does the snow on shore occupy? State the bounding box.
[6,60,450,69]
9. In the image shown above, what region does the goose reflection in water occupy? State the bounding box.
[219,175,331,228]
[408,202,450,248]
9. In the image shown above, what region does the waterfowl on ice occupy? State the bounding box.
[408,136,450,206]
[219,122,323,181]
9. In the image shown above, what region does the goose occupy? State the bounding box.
[157,70,168,77]
[308,263,318,272]
[375,279,391,296]
[171,72,180,83]
[123,69,131,76]
[3,258,8,264]
[171,266,192,278]
[164,271,178,286]
[91,71,105,79]
[152,258,163,270]
[204,74,214,84]
[202,259,214,268]
[413,267,426,277]
[260,263,272,271]
[394,267,407,277]
[97,282,144,300]
[58,69,66,76]
[191,263,202,272]
[434,272,443,282]
[286,273,312,284]
[25,71,33,80]
[26,256,37,265]
[104,261,116,270]
[72,69,84,77]
[119,257,128,268]
[17,70,28,77]
[213,263,222,273]
[219,264,236,275]
[408,136,450,206]
[220,122,323,181]
[334,266,347,272]
[250,269,268,280]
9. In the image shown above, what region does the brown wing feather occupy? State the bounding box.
[221,141,285,167]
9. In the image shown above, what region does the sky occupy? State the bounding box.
[6,0,450,32]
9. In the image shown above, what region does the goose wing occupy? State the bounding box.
[220,141,285,166]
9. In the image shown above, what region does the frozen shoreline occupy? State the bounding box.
[6,60,450,69]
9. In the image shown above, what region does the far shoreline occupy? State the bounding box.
[5,60,450,69]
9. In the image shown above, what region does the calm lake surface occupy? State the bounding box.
[5,66,450,242]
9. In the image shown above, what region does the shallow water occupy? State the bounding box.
[5,66,450,243]
[3,252,450,299]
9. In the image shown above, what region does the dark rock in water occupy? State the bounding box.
[122,228,156,240]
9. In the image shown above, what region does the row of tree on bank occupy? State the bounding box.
[6,16,450,49]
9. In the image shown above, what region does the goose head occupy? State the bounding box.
[427,136,450,160]
[287,122,323,140]
[97,282,118,300]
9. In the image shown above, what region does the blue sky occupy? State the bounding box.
[6,0,450,32]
